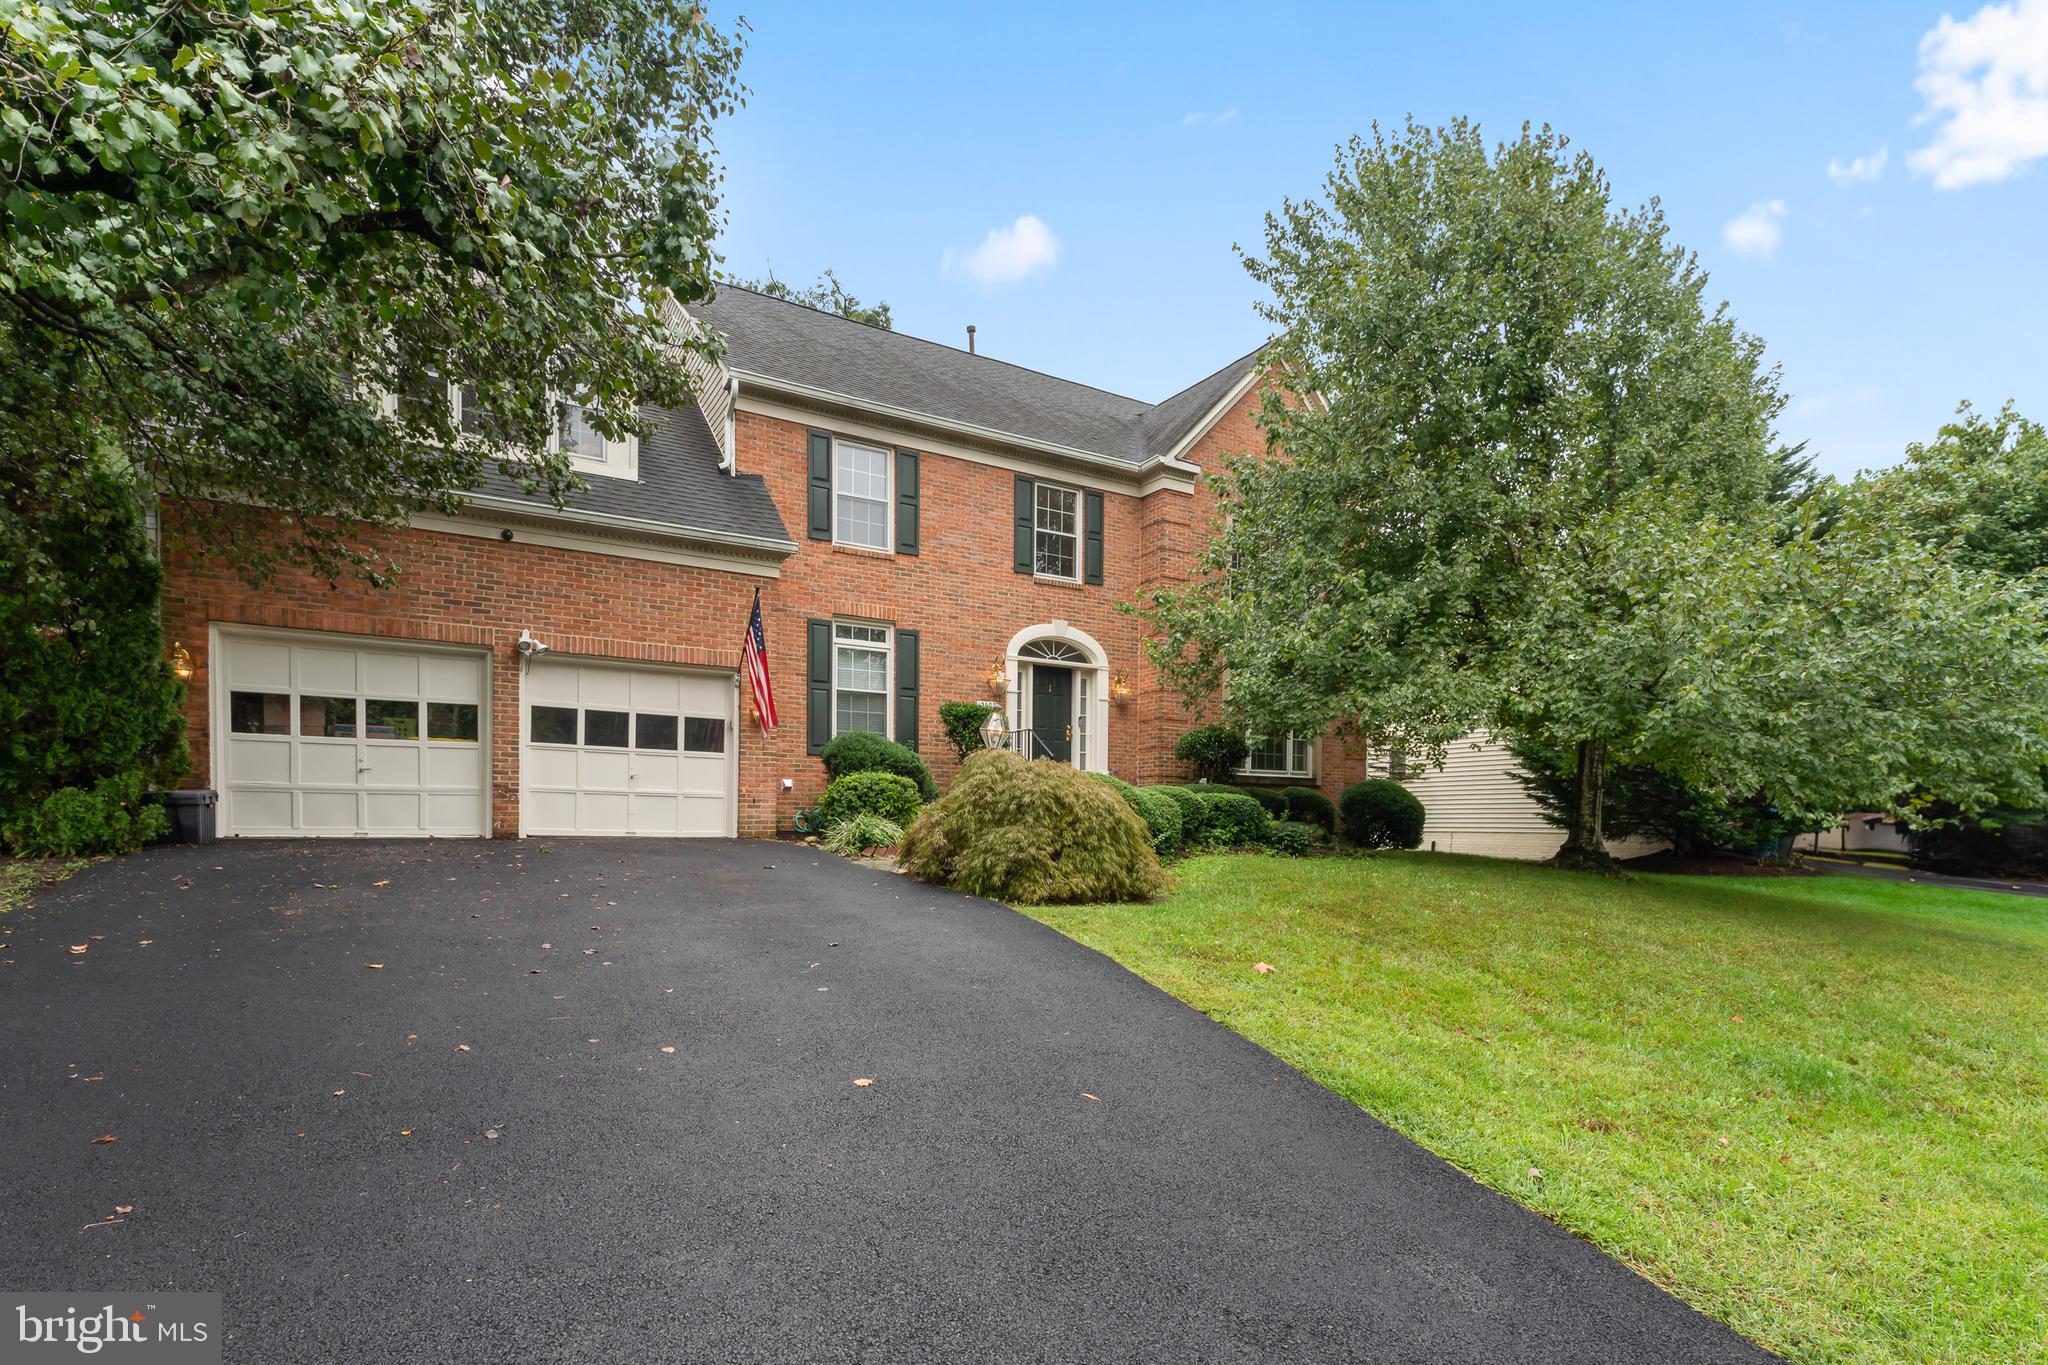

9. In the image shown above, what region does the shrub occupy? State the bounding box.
[1173,725,1249,784]
[1341,779,1427,849]
[1192,790,1271,847]
[899,750,1167,904]
[1088,771,1140,800]
[820,731,938,801]
[1265,819,1325,856]
[1146,786,1206,843]
[816,771,923,828]
[1280,785,1337,832]
[821,812,905,856]
[1,460,187,856]
[1127,789,1184,855]
[938,701,1001,760]
[1226,784,1288,817]
[5,771,169,857]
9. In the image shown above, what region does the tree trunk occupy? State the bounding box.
[1550,737,1621,873]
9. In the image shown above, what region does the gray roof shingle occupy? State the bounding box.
[691,286,1260,466]
[469,401,792,547]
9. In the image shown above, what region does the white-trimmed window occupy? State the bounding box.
[1242,733,1314,779]
[391,381,636,479]
[832,621,891,738]
[834,440,891,550]
[1034,482,1080,580]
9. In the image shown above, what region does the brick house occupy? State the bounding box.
[163,287,1368,840]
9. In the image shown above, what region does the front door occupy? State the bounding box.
[1030,665,1072,763]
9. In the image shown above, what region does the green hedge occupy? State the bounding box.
[1279,785,1336,832]
[1191,789,1271,847]
[1340,779,1426,849]
[1265,819,1325,856]
[1226,784,1288,817]
[820,731,938,801]
[817,771,923,828]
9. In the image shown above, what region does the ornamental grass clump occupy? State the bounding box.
[899,749,1167,904]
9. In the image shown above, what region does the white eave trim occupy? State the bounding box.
[1159,365,1264,468]
[731,370,1198,480]
[460,492,798,558]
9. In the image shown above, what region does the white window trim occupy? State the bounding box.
[1032,480,1082,583]
[1240,732,1315,780]
[381,383,638,481]
[1001,622,1110,773]
[830,619,894,741]
[831,436,894,553]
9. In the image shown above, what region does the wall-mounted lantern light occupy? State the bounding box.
[169,640,193,680]
[1109,674,1133,704]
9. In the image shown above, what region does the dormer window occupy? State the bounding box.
[386,379,637,481]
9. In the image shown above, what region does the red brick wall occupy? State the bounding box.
[161,382,1365,838]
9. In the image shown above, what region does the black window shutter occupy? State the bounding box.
[806,432,832,540]
[895,448,920,555]
[1013,474,1035,574]
[1083,490,1104,585]
[894,629,920,750]
[806,619,832,755]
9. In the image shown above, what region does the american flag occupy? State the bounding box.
[742,588,778,733]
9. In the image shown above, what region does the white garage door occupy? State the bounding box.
[216,630,488,837]
[522,659,736,837]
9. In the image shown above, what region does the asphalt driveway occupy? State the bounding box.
[1,840,1773,1363]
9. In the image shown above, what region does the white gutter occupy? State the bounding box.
[730,370,1200,479]
[461,492,798,557]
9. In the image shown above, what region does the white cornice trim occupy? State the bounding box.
[454,494,796,565]
[731,370,1200,481]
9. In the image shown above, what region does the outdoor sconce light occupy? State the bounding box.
[979,707,1011,751]
[168,640,193,680]
[986,660,1008,695]
[1110,674,1133,704]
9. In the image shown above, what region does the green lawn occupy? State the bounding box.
[1023,853,2048,1365]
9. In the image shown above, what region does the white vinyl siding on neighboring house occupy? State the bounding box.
[1242,733,1313,779]
[1033,482,1080,580]
[1387,732,1667,861]
[834,440,891,550]
[832,622,891,738]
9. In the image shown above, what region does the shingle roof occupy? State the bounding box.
[690,286,1261,467]
[469,401,791,547]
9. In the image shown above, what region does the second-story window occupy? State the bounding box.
[1034,483,1079,579]
[835,439,891,550]
[557,400,608,463]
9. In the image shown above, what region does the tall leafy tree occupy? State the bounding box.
[1143,120,2048,867]
[2,0,746,582]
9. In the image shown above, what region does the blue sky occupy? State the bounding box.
[713,1,2048,478]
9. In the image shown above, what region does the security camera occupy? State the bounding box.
[515,629,550,657]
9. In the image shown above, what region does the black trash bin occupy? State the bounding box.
[160,789,218,845]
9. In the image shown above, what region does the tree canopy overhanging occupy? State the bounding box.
[1,0,746,583]
[1140,119,2048,867]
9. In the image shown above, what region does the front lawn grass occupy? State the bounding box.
[1023,853,2048,1365]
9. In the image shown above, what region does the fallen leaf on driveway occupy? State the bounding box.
[483,1129,499,1140]
[540,943,552,950]
[373,880,390,887]
[92,1135,117,1144]
[659,1046,676,1054]
[454,1044,471,1053]
[68,945,89,955]
[1082,1093,1101,1102]
[1253,962,1275,975]
[138,940,152,946]
[364,963,385,970]
[526,969,541,975]
[80,1217,124,1231]
[852,1078,873,1087]
[333,1090,347,1097]
[400,1129,413,1137]
[114,1205,133,1214]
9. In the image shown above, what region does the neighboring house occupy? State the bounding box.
[1795,816,1912,856]
[161,287,1372,840]
[1374,734,1666,862]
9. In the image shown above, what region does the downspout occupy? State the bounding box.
[722,374,740,475]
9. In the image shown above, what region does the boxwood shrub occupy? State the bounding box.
[1192,789,1271,847]
[1145,786,1206,843]
[1226,784,1288,817]
[1265,819,1325,856]
[899,750,1167,904]
[1279,785,1337,832]
[820,731,938,801]
[1340,779,1426,850]
[816,771,923,828]
[1087,772,1181,854]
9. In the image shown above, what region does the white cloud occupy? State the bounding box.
[1182,107,1240,126]
[944,214,1060,288]
[1721,200,1788,260]
[1908,0,2048,188]
[1826,146,1889,183]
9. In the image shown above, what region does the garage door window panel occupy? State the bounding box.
[684,717,727,754]
[365,699,419,740]
[299,696,357,737]
[231,692,291,735]
[636,714,679,751]
[584,710,630,748]
[530,705,578,745]
[428,702,479,743]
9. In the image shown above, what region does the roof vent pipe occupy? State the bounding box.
[966,325,976,355]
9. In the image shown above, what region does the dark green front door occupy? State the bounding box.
[1030,666,1072,763]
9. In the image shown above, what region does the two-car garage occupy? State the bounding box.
[211,627,737,839]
